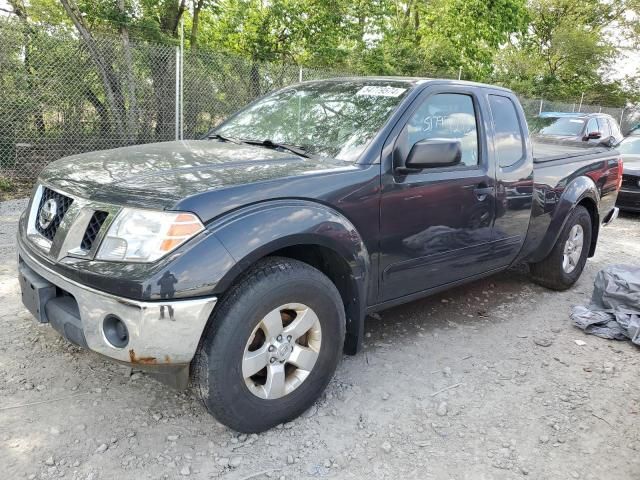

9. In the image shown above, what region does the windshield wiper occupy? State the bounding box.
[242,139,312,158]
[208,133,243,144]
[209,135,313,158]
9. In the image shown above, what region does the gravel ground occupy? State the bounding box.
[1,197,639,480]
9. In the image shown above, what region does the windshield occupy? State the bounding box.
[618,137,640,155]
[538,117,586,136]
[213,81,411,161]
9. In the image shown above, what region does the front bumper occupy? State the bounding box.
[17,237,217,385]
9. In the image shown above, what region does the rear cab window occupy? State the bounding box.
[488,95,526,168]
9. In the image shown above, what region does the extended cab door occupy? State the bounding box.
[486,91,533,267]
[379,85,496,302]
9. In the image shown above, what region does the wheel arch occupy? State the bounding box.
[528,176,600,263]
[210,200,370,355]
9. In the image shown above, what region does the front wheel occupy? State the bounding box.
[192,257,345,432]
[529,205,592,291]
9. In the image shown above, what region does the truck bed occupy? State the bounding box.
[533,138,612,164]
[518,137,621,267]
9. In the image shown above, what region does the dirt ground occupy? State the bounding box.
[1,197,639,480]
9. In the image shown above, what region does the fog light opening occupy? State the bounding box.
[103,315,129,348]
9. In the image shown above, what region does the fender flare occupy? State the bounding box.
[529,176,600,263]
[210,199,371,354]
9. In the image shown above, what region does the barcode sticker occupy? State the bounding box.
[356,86,407,97]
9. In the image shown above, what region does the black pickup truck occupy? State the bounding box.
[17,78,622,432]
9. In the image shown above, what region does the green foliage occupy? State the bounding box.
[200,0,529,79]
[418,0,528,79]
[10,0,638,103]
[1,0,638,182]
[183,0,638,105]
[493,0,639,105]
[201,0,358,66]
[0,176,15,191]
[3,0,640,129]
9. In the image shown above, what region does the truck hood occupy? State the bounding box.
[39,140,350,209]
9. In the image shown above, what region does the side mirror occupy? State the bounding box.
[403,139,462,170]
[585,131,602,140]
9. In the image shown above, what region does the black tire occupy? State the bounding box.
[529,205,592,291]
[192,257,345,432]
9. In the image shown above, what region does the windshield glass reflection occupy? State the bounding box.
[537,117,586,136]
[213,80,412,162]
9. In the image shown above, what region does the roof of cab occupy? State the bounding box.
[297,76,514,93]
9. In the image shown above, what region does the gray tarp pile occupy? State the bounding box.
[571,265,640,346]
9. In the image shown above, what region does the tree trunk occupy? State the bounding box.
[186,0,205,136]
[190,0,205,49]
[117,0,137,144]
[59,0,127,139]
[149,49,177,139]
[9,0,45,134]
[151,0,186,139]
[160,0,187,35]
[84,88,110,136]
[250,62,261,98]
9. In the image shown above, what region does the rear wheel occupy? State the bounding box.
[192,257,345,432]
[529,205,592,291]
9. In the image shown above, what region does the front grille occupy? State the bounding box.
[621,174,640,191]
[81,211,109,251]
[35,187,74,241]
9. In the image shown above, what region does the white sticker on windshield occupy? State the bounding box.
[356,86,406,97]
[569,119,584,123]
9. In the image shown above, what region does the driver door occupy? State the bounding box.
[379,86,496,302]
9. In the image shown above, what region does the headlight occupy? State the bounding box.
[96,208,204,262]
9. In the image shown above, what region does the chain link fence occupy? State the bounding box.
[1,20,178,181]
[0,19,355,182]
[1,18,639,182]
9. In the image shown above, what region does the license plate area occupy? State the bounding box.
[18,261,57,323]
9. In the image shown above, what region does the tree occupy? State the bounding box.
[493,0,639,104]
[59,0,132,140]
[344,0,528,79]
[2,0,639,153]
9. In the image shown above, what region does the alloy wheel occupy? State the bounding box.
[562,224,584,274]
[242,303,322,400]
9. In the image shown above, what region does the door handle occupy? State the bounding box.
[474,186,494,201]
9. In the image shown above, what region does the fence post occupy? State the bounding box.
[175,46,180,141]
[539,99,544,115]
[620,107,626,130]
[299,66,303,83]
[578,92,584,113]
[180,18,184,141]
